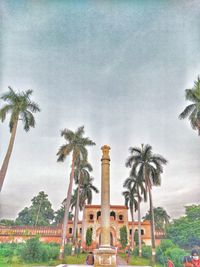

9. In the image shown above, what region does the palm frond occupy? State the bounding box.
[179,104,196,119]
[56,144,73,162]
[0,105,13,122]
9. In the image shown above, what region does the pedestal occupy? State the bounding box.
[94,247,116,267]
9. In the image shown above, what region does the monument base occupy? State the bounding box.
[94,247,117,267]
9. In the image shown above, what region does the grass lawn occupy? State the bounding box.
[0,253,87,266]
[119,253,164,267]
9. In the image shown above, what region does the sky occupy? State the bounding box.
[0,0,200,221]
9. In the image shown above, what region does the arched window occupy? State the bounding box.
[110,211,116,220]
[119,214,124,221]
[97,211,101,220]
[141,229,144,235]
[129,229,132,235]
[80,228,82,234]
[89,214,94,220]
[69,228,72,234]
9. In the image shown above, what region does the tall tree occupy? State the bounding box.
[122,186,138,249]
[15,191,54,226]
[126,144,167,256]
[56,126,95,259]
[0,87,40,191]
[123,174,147,256]
[79,176,99,245]
[54,205,73,225]
[179,76,200,135]
[143,207,170,230]
[72,160,93,244]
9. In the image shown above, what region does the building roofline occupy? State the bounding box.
[85,204,128,209]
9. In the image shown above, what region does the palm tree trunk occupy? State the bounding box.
[130,209,134,249]
[148,188,156,260]
[59,152,75,259]
[72,173,81,244]
[138,198,142,257]
[0,119,18,192]
[81,203,86,249]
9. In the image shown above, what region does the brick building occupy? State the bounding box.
[0,204,163,248]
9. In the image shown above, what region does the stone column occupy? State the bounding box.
[94,145,116,267]
[101,145,110,247]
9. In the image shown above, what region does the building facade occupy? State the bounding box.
[0,204,164,248]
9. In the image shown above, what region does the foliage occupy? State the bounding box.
[143,207,170,230]
[125,144,167,248]
[15,191,54,226]
[54,205,73,225]
[134,230,139,246]
[166,205,200,248]
[0,243,17,257]
[20,237,43,262]
[179,76,200,135]
[86,228,92,247]
[0,219,16,226]
[119,226,128,248]
[156,239,186,267]
[142,245,152,259]
[64,244,72,255]
[19,238,60,263]
[80,176,99,206]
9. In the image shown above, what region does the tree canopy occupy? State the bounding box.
[15,191,54,226]
[166,204,200,248]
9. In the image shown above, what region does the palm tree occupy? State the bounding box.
[56,126,95,259]
[0,87,40,191]
[179,76,200,135]
[80,176,99,206]
[72,160,93,244]
[143,207,170,231]
[123,174,147,256]
[126,144,167,255]
[122,185,138,249]
[80,176,99,245]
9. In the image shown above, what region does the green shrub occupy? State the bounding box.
[156,239,186,267]
[132,246,139,256]
[0,244,15,257]
[64,243,72,255]
[159,239,176,251]
[165,247,186,267]
[119,226,128,248]
[86,228,92,247]
[142,245,152,259]
[20,237,43,262]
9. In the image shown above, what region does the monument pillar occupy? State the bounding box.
[94,145,116,267]
[101,145,110,247]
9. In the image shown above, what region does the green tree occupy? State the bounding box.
[79,176,99,245]
[54,205,73,225]
[72,159,93,244]
[179,76,200,135]
[56,126,95,258]
[143,207,170,230]
[20,237,43,263]
[80,176,99,206]
[86,228,92,247]
[119,226,128,248]
[123,174,147,256]
[15,191,54,226]
[122,185,137,249]
[125,144,167,254]
[166,205,200,248]
[0,87,40,191]
[0,219,15,226]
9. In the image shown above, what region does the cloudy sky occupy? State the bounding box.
[0,0,200,221]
